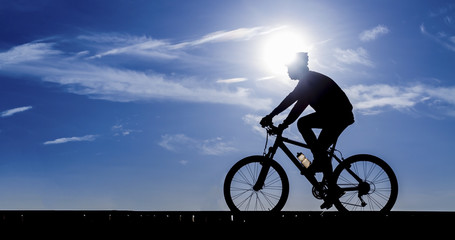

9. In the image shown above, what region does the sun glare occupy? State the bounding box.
[262,30,309,75]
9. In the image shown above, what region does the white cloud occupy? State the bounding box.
[179,160,189,166]
[200,137,236,155]
[0,43,60,66]
[39,64,270,110]
[87,26,285,59]
[0,41,272,110]
[242,114,266,137]
[89,37,176,59]
[158,134,195,151]
[171,26,286,49]
[345,83,455,116]
[43,134,98,145]
[216,77,247,84]
[334,47,374,67]
[345,84,419,114]
[359,25,390,42]
[420,23,455,52]
[111,124,141,136]
[158,134,236,156]
[424,85,455,105]
[1,106,33,118]
[78,33,150,44]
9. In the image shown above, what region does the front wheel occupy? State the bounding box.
[224,155,289,212]
[332,154,398,212]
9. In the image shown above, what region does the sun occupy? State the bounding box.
[262,29,309,75]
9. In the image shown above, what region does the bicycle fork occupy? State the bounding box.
[253,162,271,191]
[253,140,279,191]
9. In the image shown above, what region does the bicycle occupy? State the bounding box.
[224,124,398,212]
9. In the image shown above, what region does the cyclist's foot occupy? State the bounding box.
[320,199,333,210]
[320,187,344,210]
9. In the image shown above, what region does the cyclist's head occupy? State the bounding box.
[286,52,309,80]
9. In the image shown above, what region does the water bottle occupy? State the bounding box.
[297,152,311,168]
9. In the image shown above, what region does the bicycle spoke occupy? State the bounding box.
[231,188,251,200]
[236,169,253,186]
[365,162,377,180]
[245,163,256,185]
[259,191,276,210]
[371,168,386,183]
[228,160,286,211]
[334,156,397,212]
[265,175,281,188]
[373,189,391,202]
[366,193,384,210]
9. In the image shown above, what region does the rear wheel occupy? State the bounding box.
[332,154,398,212]
[224,155,289,212]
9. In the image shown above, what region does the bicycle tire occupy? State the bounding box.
[332,154,398,212]
[224,155,289,212]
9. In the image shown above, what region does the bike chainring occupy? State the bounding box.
[312,183,328,200]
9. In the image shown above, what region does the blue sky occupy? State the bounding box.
[0,0,454,210]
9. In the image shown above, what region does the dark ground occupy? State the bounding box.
[0,211,451,237]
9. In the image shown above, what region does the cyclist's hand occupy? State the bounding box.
[267,123,286,135]
[260,115,273,128]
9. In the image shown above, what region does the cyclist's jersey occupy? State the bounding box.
[290,71,353,115]
[271,71,353,126]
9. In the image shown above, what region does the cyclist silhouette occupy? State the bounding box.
[260,52,354,175]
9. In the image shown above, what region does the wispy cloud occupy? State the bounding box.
[43,134,98,145]
[159,134,236,156]
[159,134,194,151]
[200,137,237,156]
[242,114,266,137]
[86,26,285,59]
[359,25,389,42]
[171,26,285,49]
[345,83,455,116]
[1,106,33,118]
[420,4,455,52]
[87,36,176,59]
[0,43,60,66]
[420,23,455,52]
[345,84,419,114]
[216,77,247,84]
[38,64,271,109]
[334,47,374,67]
[111,124,141,136]
[0,34,272,110]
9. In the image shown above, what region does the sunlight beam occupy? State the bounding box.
[262,29,310,75]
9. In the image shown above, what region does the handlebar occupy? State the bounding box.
[263,124,283,136]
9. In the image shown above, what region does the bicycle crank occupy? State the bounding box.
[358,196,367,207]
[312,183,328,200]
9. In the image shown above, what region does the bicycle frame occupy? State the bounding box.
[226,125,398,212]
[253,130,343,193]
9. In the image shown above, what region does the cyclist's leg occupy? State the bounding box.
[298,113,351,172]
[317,112,354,155]
[297,113,330,172]
[297,113,323,155]
[317,126,346,171]
[318,126,346,154]
[313,125,350,209]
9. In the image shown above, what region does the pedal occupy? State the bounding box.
[320,201,333,210]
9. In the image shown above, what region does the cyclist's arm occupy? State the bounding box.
[269,92,298,117]
[282,99,308,126]
[269,80,307,118]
